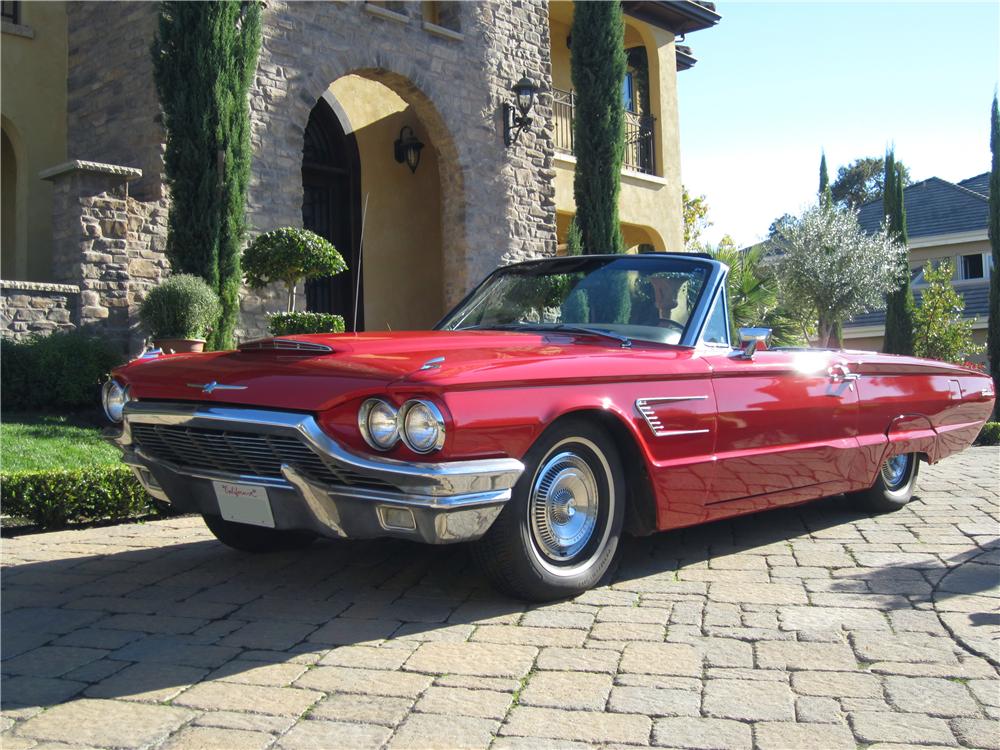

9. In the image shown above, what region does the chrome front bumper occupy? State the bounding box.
[107,402,524,544]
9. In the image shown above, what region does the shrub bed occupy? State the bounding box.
[976,422,1000,446]
[267,311,345,336]
[1,331,124,411]
[1,466,160,528]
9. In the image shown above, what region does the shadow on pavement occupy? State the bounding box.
[0,493,952,711]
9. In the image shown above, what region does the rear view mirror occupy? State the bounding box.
[738,327,772,359]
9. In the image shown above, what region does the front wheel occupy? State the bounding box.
[202,514,316,553]
[849,452,920,513]
[472,419,625,601]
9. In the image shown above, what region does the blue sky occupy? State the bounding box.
[677,1,999,247]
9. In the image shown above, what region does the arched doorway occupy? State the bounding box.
[301,98,362,328]
[1,127,18,279]
[300,74,446,333]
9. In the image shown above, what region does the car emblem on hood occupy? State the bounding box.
[187,381,248,394]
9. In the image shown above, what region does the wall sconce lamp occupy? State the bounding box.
[394,125,425,173]
[503,74,539,147]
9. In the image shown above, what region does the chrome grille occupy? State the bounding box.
[130,423,392,490]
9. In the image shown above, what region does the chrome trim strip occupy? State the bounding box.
[187,381,249,394]
[651,428,711,437]
[118,402,523,497]
[635,396,710,438]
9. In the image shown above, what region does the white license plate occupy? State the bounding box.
[213,481,275,528]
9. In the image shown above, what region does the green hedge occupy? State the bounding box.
[976,422,1000,446]
[1,331,124,412]
[267,311,345,336]
[1,466,160,528]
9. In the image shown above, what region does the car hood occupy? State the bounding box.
[114,330,696,412]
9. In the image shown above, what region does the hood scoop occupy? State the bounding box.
[237,338,333,354]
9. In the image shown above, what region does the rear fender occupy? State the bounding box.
[884,413,937,465]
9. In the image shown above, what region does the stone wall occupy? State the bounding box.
[0,280,79,341]
[51,0,559,343]
[65,3,164,201]
[242,0,557,336]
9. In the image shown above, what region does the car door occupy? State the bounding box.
[703,348,862,504]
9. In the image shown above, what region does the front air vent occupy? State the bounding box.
[238,338,333,354]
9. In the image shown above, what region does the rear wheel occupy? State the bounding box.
[472,418,625,601]
[849,452,920,512]
[202,514,316,553]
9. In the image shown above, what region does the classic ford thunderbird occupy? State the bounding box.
[104,253,994,600]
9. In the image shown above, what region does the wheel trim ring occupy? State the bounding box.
[530,453,599,561]
[525,437,614,578]
[880,454,910,490]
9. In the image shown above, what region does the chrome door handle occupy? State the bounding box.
[828,364,860,383]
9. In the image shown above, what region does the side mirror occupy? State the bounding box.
[738,327,772,359]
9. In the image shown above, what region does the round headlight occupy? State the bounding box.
[358,398,399,450]
[400,400,446,454]
[102,379,130,423]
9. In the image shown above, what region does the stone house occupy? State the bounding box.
[1,0,719,352]
[843,173,992,361]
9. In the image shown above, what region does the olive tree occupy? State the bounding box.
[771,204,906,348]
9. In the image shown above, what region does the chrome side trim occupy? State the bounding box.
[118,402,523,498]
[635,396,710,438]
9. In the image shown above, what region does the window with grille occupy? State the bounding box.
[1,1,20,24]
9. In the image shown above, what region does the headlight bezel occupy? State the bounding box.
[102,379,131,423]
[399,399,446,454]
[358,398,400,451]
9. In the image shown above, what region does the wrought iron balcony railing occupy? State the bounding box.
[552,87,656,176]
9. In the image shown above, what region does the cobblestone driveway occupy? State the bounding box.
[3,447,998,750]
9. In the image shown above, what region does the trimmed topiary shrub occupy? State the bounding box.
[266,311,346,336]
[0,331,125,412]
[139,274,222,341]
[1,466,159,528]
[243,228,347,312]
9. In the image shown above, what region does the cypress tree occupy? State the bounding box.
[152,2,261,350]
[988,94,999,415]
[570,0,626,255]
[819,152,833,207]
[882,149,915,355]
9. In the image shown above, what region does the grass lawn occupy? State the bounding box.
[1,414,120,473]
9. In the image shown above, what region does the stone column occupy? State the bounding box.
[41,160,168,353]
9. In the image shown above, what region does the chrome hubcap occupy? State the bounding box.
[881,454,910,489]
[530,451,599,561]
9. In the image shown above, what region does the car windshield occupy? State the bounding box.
[438,255,712,345]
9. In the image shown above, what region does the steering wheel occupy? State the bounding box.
[659,319,684,332]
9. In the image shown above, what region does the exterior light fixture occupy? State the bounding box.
[504,74,539,147]
[394,125,424,173]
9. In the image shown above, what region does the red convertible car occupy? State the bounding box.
[104,253,994,600]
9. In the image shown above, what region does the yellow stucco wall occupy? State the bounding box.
[327,75,444,331]
[1,1,68,281]
[909,238,990,267]
[548,3,684,253]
